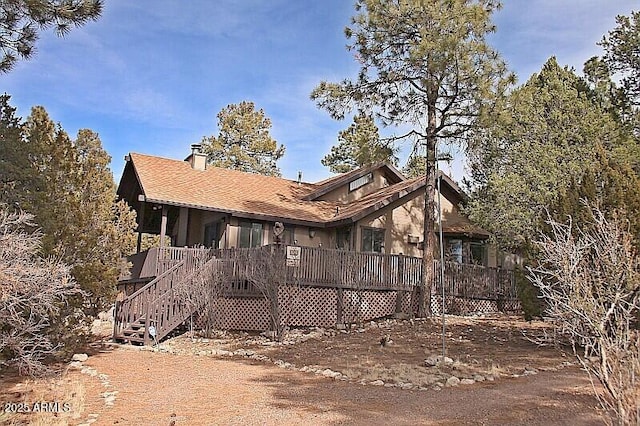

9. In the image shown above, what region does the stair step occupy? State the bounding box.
[113,334,145,344]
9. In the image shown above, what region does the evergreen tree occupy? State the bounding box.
[0,94,26,205]
[0,0,102,72]
[201,101,285,177]
[311,0,512,315]
[551,144,640,245]
[14,106,137,315]
[321,112,397,173]
[600,11,640,105]
[466,58,638,251]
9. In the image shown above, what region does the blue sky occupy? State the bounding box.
[2,0,638,184]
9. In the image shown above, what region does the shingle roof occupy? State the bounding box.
[124,152,486,236]
[129,153,336,225]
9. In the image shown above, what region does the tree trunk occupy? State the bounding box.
[419,94,438,317]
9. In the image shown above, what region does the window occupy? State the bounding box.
[361,227,385,253]
[446,239,463,263]
[349,172,373,192]
[238,222,263,248]
[336,227,351,250]
[470,241,486,265]
[204,222,218,248]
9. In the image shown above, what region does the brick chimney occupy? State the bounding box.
[185,144,207,171]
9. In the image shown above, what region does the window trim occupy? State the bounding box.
[361,226,385,253]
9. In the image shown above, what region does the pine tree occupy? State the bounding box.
[322,112,397,173]
[0,0,103,72]
[201,101,285,177]
[311,0,512,315]
[0,94,26,205]
[17,106,137,314]
[466,58,638,251]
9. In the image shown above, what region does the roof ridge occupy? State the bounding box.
[129,152,318,187]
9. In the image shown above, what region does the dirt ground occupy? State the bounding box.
[0,315,606,425]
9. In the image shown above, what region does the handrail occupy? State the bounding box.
[209,244,516,297]
[124,259,186,302]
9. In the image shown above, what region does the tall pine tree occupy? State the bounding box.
[311,0,512,315]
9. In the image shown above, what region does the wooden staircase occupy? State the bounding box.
[120,318,147,344]
[114,249,217,345]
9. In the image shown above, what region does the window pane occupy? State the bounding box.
[336,227,351,250]
[361,228,384,253]
[251,223,263,247]
[470,242,485,265]
[373,229,385,253]
[447,239,463,263]
[362,228,373,252]
[239,223,251,248]
[204,223,218,248]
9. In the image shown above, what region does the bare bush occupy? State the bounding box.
[529,206,640,425]
[0,209,81,375]
[214,244,303,341]
[174,252,225,337]
[233,245,289,340]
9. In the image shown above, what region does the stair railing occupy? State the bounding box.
[113,259,186,342]
[147,255,219,342]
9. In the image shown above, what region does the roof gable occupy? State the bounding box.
[303,162,405,201]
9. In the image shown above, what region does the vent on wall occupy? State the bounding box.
[349,172,373,192]
[407,235,420,244]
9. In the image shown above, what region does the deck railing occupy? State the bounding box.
[207,245,514,297]
[120,245,515,297]
[115,245,516,343]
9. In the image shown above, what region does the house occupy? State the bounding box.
[117,144,495,265]
[114,146,517,344]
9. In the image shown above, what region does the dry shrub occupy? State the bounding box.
[0,208,82,376]
[222,245,299,341]
[529,206,639,425]
[174,252,225,337]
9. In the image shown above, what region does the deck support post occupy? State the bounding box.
[177,207,188,246]
[160,205,168,248]
[336,287,344,328]
[394,254,406,317]
[136,201,146,253]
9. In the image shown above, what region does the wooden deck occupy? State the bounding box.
[114,245,517,345]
